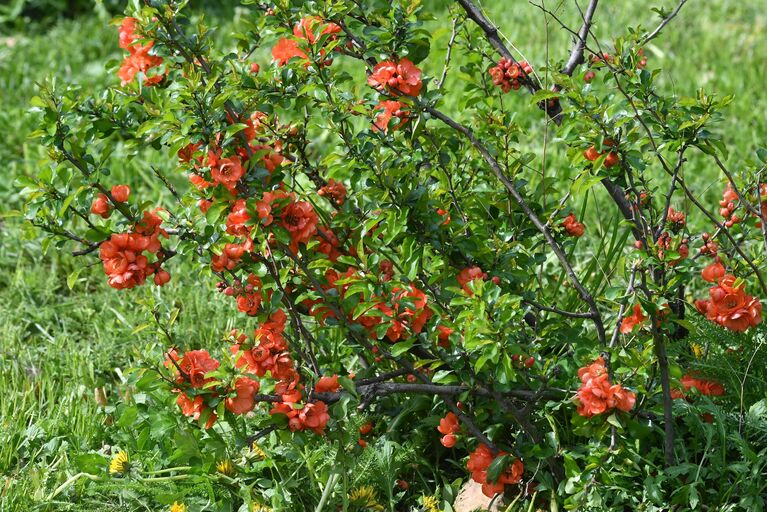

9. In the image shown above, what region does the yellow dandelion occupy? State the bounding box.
[216,459,236,476]
[421,494,440,512]
[252,504,273,512]
[348,485,384,511]
[251,442,268,460]
[109,450,129,475]
[691,342,704,359]
[169,502,187,512]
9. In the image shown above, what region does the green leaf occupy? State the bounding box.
[66,269,82,290]
[486,453,510,483]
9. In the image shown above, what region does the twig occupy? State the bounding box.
[436,17,459,90]
[643,0,688,44]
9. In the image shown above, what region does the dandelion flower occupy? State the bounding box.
[348,485,384,511]
[109,450,129,475]
[252,504,273,512]
[251,442,268,460]
[216,459,236,476]
[421,494,440,512]
[170,502,186,512]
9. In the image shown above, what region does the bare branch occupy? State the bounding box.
[561,0,599,76]
[643,0,688,44]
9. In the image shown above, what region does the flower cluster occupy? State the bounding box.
[166,349,221,428]
[117,17,164,86]
[575,357,636,417]
[561,213,585,237]
[372,100,410,133]
[230,310,332,435]
[457,266,488,295]
[719,182,741,227]
[489,58,533,92]
[98,210,170,289]
[466,444,524,498]
[367,58,423,97]
[619,305,646,334]
[272,16,341,66]
[695,274,762,332]
[437,412,460,447]
[671,374,725,400]
[584,140,619,168]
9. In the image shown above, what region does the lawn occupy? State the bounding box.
[1,0,766,509]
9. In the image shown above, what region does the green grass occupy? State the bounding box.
[1,0,766,509]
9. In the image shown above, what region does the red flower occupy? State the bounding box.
[226,199,251,236]
[673,374,725,400]
[437,412,459,435]
[697,274,762,332]
[272,38,307,66]
[316,226,342,262]
[237,292,262,316]
[91,193,111,218]
[119,17,139,49]
[292,16,341,43]
[575,357,636,417]
[372,100,409,132]
[489,58,532,93]
[702,261,725,283]
[211,156,245,193]
[436,208,451,225]
[118,47,164,86]
[299,401,330,435]
[315,375,341,393]
[99,231,165,289]
[178,143,201,163]
[176,350,220,388]
[457,266,487,295]
[256,190,290,226]
[367,58,423,96]
[117,18,164,86]
[437,325,453,348]
[176,393,217,428]
[318,179,347,205]
[281,199,319,252]
[562,213,585,237]
[154,268,171,286]
[225,376,260,414]
[619,304,646,334]
[466,444,524,498]
[111,184,131,203]
[437,412,460,447]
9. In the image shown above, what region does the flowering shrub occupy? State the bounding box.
[23,0,767,509]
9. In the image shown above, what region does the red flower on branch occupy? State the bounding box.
[695,274,762,332]
[367,58,423,96]
[620,304,646,334]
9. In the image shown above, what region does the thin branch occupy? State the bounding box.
[524,299,595,319]
[643,0,688,44]
[436,17,459,90]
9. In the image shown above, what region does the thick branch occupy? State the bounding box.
[561,0,599,76]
